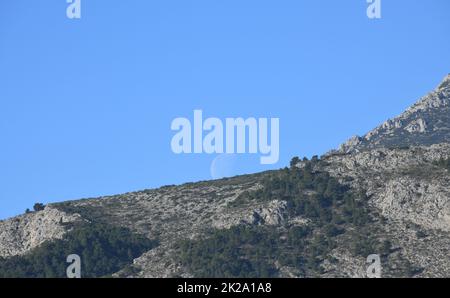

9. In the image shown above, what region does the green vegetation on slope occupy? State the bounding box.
[177,157,389,277]
[0,223,158,278]
[178,225,279,277]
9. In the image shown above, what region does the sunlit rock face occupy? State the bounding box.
[336,74,450,153]
[0,206,82,258]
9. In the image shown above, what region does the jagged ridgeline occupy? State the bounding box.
[176,157,416,278]
[337,74,450,153]
[0,223,158,278]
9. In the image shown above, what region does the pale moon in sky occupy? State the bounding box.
[210,154,238,180]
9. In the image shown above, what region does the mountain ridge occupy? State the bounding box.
[1,74,450,278]
[336,74,450,154]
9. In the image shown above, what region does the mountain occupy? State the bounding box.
[338,74,450,153]
[1,75,450,278]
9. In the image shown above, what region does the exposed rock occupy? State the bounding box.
[0,206,82,257]
[337,74,450,153]
[404,118,427,133]
[244,200,288,226]
[2,75,450,278]
[339,136,363,154]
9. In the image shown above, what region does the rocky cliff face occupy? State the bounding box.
[1,75,450,278]
[338,74,450,153]
[0,206,82,258]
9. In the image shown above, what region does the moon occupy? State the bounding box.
[210,154,238,180]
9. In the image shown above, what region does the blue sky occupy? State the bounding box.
[1,0,449,219]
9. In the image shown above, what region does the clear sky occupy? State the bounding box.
[1,0,449,219]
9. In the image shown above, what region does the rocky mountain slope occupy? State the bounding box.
[1,74,450,278]
[0,207,82,258]
[338,74,450,153]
